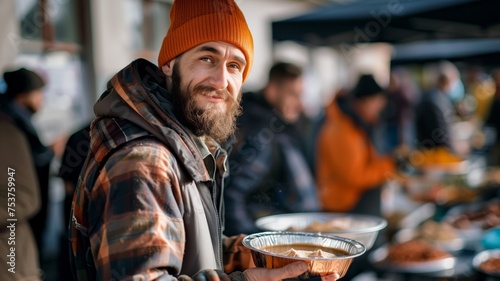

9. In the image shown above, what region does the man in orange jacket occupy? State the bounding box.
[317,74,396,216]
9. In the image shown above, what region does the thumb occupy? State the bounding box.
[322,273,340,281]
[273,262,308,280]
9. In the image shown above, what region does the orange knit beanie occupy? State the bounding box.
[158,0,254,82]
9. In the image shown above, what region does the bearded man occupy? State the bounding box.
[69,0,340,281]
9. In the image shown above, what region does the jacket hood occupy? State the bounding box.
[238,91,289,129]
[92,58,216,182]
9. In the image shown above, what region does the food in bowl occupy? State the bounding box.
[448,200,500,230]
[417,221,458,241]
[410,147,463,168]
[394,221,464,252]
[264,243,348,259]
[473,249,500,277]
[480,257,500,273]
[405,173,478,204]
[415,182,477,204]
[387,240,451,263]
[243,231,366,279]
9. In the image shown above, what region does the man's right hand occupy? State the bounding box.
[243,262,339,281]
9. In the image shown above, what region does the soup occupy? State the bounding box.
[263,243,348,259]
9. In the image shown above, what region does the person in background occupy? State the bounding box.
[59,123,91,229]
[317,74,396,216]
[0,120,42,281]
[69,0,338,280]
[0,67,65,264]
[316,74,399,281]
[57,123,91,281]
[224,62,319,236]
[415,72,457,150]
[382,69,419,151]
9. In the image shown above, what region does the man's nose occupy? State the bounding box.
[209,64,229,90]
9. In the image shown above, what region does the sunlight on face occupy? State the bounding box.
[163,41,247,141]
[177,41,246,112]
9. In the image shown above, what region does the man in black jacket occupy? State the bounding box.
[415,73,456,149]
[224,62,318,236]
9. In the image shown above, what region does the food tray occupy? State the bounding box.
[368,244,456,273]
[394,228,465,252]
[243,231,366,279]
[472,249,500,277]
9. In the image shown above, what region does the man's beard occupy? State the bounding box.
[171,64,242,143]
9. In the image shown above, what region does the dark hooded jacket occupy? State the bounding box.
[224,92,318,236]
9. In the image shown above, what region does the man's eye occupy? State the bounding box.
[201,57,213,63]
[228,63,241,70]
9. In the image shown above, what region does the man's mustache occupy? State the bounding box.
[193,85,237,103]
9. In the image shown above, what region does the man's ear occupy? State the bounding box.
[161,59,175,77]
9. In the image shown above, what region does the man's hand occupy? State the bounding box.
[51,134,68,158]
[243,262,340,281]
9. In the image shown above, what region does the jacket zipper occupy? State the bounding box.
[211,180,223,268]
[214,148,224,267]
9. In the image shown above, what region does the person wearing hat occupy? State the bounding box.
[316,74,399,280]
[316,74,397,216]
[0,67,60,266]
[69,1,339,280]
[0,120,42,280]
[415,72,456,150]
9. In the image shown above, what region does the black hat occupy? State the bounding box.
[352,74,383,99]
[3,68,45,98]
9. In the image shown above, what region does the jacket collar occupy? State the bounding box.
[335,97,373,139]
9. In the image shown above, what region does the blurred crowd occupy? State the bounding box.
[1,58,500,280]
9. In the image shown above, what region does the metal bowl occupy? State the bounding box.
[243,231,366,279]
[255,213,387,250]
[472,249,500,277]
